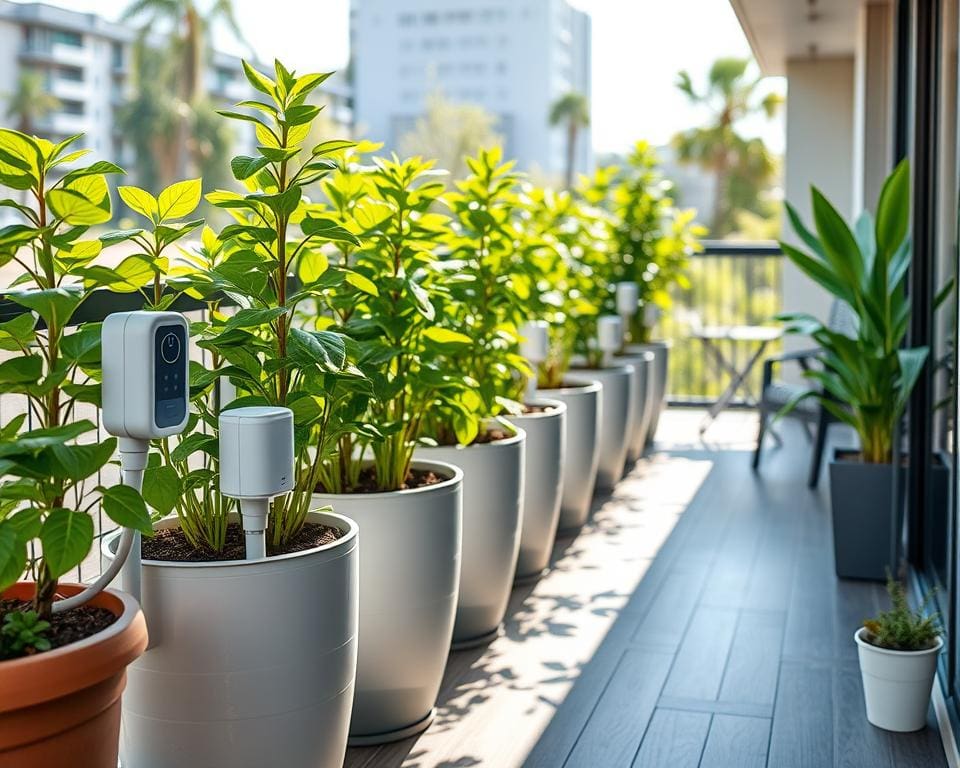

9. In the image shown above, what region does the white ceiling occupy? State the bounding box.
[729,0,862,76]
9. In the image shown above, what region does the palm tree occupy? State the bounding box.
[549,91,590,190]
[120,0,247,180]
[5,71,60,135]
[672,57,784,237]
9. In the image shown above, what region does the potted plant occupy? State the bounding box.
[585,142,705,443]
[102,62,361,767]
[856,575,942,732]
[554,190,637,491]
[780,160,926,580]
[310,151,464,744]
[0,129,151,766]
[415,147,534,637]
[522,185,602,532]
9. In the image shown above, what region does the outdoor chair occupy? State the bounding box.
[752,300,857,487]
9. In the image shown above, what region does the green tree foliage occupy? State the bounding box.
[672,57,783,237]
[4,71,61,136]
[398,91,502,181]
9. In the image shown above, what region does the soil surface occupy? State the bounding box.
[320,467,446,494]
[556,379,596,388]
[472,426,512,444]
[0,599,116,657]
[522,404,556,415]
[141,521,342,562]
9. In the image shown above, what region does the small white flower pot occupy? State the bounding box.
[626,341,670,444]
[417,426,525,648]
[615,349,655,462]
[855,628,943,732]
[505,398,566,581]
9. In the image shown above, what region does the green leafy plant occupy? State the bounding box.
[862,574,940,651]
[779,159,930,464]
[582,141,704,345]
[169,60,368,551]
[425,146,533,444]
[0,129,152,620]
[0,610,51,659]
[319,152,469,490]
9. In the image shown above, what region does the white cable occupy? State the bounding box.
[53,439,148,613]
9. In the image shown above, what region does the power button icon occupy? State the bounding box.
[161,332,181,364]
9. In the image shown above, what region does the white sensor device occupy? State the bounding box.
[219,406,294,561]
[597,315,623,368]
[616,281,639,318]
[520,320,549,402]
[55,311,192,614]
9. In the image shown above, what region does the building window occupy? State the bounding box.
[398,12,415,26]
[112,42,124,69]
[51,29,83,48]
[59,99,84,115]
[422,11,438,25]
[57,65,83,82]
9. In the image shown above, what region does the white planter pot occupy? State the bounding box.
[505,398,566,581]
[615,349,655,462]
[312,460,462,745]
[572,363,636,490]
[855,628,943,732]
[540,379,602,532]
[417,428,525,647]
[105,511,358,768]
[627,341,670,444]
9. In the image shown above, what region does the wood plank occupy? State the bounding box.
[660,606,738,701]
[768,661,833,768]
[699,714,770,768]
[630,563,708,650]
[563,650,673,768]
[630,708,711,768]
[833,665,894,768]
[719,609,785,707]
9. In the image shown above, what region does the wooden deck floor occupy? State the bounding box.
[345,410,948,768]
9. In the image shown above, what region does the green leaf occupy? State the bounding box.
[222,306,288,331]
[100,484,153,535]
[242,61,277,96]
[0,523,26,593]
[118,186,159,222]
[811,186,863,290]
[345,271,379,296]
[297,250,328,283]
[40,509,93,578]
[60,323,101,364]
[158,178,202,222]
[170,433,218,464]
[289,328,347,372]
[99,228,145,246]
[0,421,95,458]
[8,287,83,328]
[61,160,124,185]
[141,465,181,518]
[423,327,473,345]
[0,355,41,384]
[231,155,271,181]
[301,216,360,246]
[311,139,356,156]
[47,188,111,225]
[0,313,36,351]
[45,439,116,481]
[876,159,910,258]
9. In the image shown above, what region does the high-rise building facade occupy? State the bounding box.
[351,0,592,180]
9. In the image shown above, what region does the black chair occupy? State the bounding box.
[752,301,856,487]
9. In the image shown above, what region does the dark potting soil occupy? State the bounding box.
[558,379,596,388]
[0,599,116,657]
[141,521,342,563]
[522,404,556,415]
[324,467,447,494]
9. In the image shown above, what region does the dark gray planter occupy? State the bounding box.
[828,449,903,581]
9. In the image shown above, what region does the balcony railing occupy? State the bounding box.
[659,241,783,405]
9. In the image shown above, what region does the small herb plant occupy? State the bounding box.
[862,575,940,652]
[0,130,152,621]
[170,59,369,550]
[426,146,533,443]
[1,610,50,659]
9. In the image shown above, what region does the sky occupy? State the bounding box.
[21,0,786,155]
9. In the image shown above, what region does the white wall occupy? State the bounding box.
[781,56,856,352]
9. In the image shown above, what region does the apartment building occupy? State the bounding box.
[351,0,592,179]
[0,1,354,178]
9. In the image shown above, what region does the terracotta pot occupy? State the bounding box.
[0,583,147,768]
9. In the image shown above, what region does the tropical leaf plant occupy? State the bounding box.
[0,130,151,620]
[779,159,929,464]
